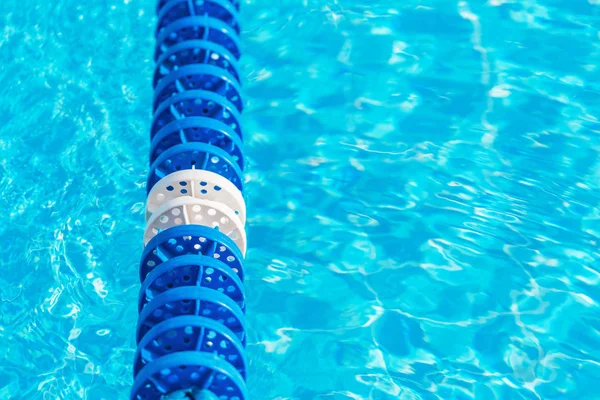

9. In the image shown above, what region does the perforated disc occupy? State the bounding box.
[155,17,241,61]
[144,197,246,253]
[157,0,240,34]
[146,169,246,224]
[153,65,243,113]
[151,90,243,139]
[147,143,244,193]
[158,0,241,13]
[150,117,244,168]
[130,351,247,400]
[134,315,246,378]
[141,225,244,283]
[139,255,245,312]
[136,286,246,343]
[154,40,240,86]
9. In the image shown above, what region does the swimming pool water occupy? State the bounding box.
[1,0,599,399]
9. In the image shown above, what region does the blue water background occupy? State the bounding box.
[1,0,599,399]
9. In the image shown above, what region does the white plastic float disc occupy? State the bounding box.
[146,169,246,225]
[144,197,247,254]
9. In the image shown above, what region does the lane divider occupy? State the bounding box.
[132,0,248,399]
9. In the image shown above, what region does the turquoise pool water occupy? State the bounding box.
[1,0,600,399]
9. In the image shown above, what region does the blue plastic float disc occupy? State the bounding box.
[130,351,247,400]
[147,143,244,192]
[136,286,246,343]
[157,0,240,35]
[155,17,241,61]
[158,0,241,13]
[151,90,243,139]
[154,40,241,86]
[140,225,244,283]
[139,254,245,312]
[150,117,244,168]
[133,315,247,378]
[153,65,243,113]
